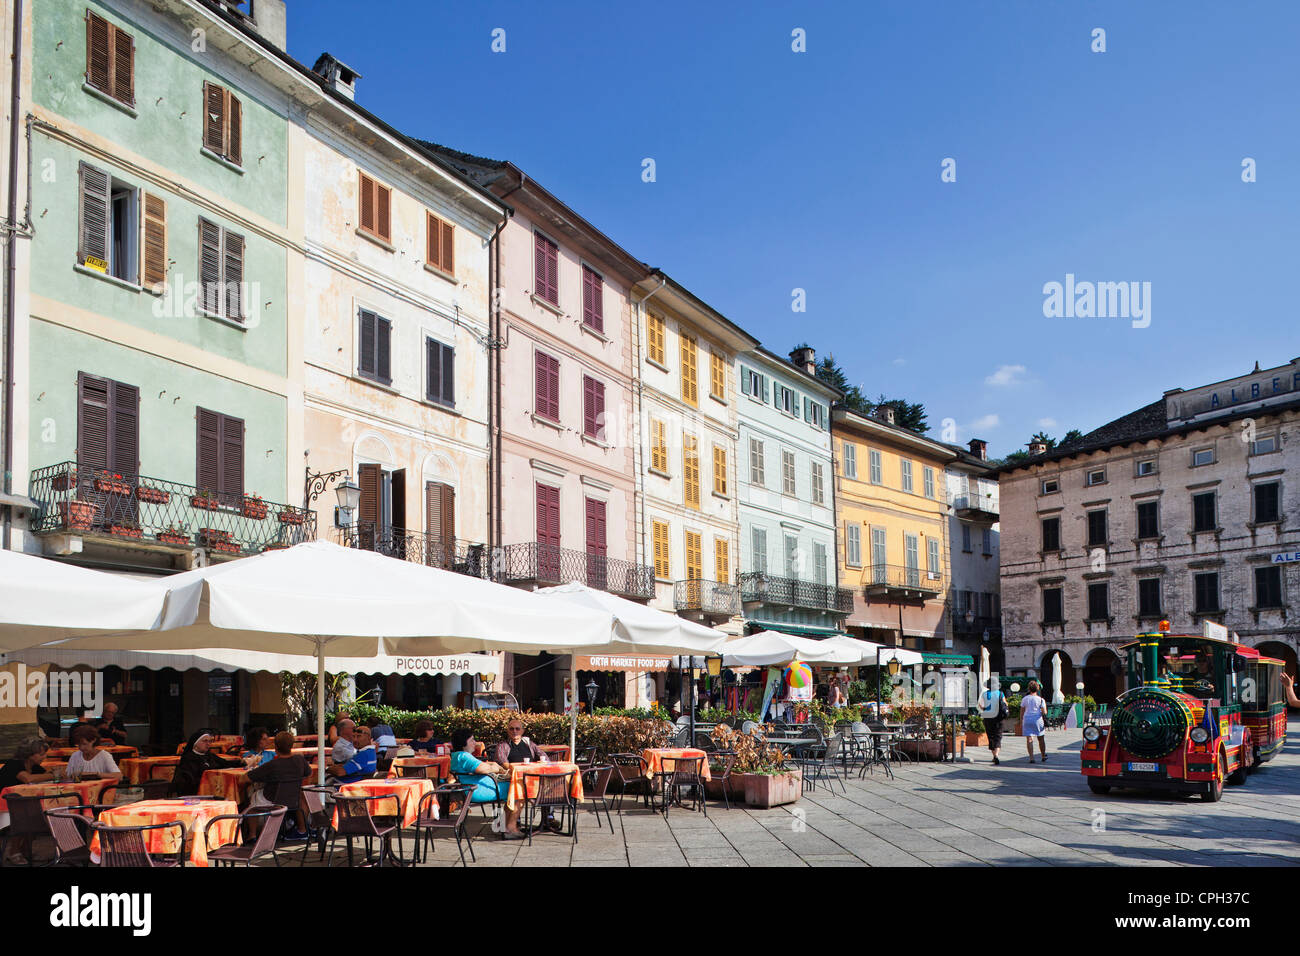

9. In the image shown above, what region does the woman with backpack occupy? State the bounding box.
[979,678,1008,765]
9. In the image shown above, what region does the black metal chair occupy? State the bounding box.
[795,734,846,794]
[92,819,186,867]
[520,771,577,846]
[298,785,333,866]
[44,805,109,866]
[609,753,653,811]
[1,791,78,866]
[580,764,615,831]
[203,805,287,867]
[711,751,738,810]
[657,755,705,817]
[413,785,475,866]
[325,792,405,867]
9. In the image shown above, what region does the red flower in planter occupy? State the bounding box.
[135,485,171,505]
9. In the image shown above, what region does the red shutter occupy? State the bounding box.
[536,485,560,548]
[583,376,596,437]
[426,213,440,268]
[585,497,606,558]
[77,373,111,472]
[545,240,558,303]
[196,407,220,496]
[534,233,557,303]
[219,413,244,507]
[535,351,558,420]
[376,183,391,242]
[440,220,454,274]
[593,379,605,441]
[582,266,603,332]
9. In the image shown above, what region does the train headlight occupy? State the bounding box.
[1190,727,1209,744]
[1083,725,1101,742]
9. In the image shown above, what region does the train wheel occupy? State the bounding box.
[1088,782,1111,795]
[1201,749,1225,802]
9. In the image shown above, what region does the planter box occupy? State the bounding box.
[277,510,305,525]
[135,485,171,505]
[242,500,268,519]
[741,770,802,808]
[94,477,131,496]
[58,500,98,531]
[109,525,143,539]
[157,532,190,546]
[703,774,746,801]
[191,496,221,512]
[965,732,988,747]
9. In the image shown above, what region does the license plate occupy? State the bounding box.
[1125,762,1159,772]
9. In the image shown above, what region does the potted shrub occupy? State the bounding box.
[135,484,171,505]
[965,713,988,747]
[157,526,190,546]
[58,499,98,531]
[242,494,268,520]
[709,722,802,808]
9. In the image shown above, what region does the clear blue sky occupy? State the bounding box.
[287,0,1300,457]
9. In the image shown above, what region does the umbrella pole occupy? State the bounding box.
[570,689,577,763]
[316,638,326,786]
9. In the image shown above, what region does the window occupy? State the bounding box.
[782,450,796,496]
[425,337,455,408]
[195,407,244,507]
[751,527,768,574]
[357,309,391,385]
[650,419,668,473]
[982,528,992,556]
[740,367,767,401]
[533,350,560,421]
[533,232,558,304]
[805,398,827,430]
[1087,582,1110,621]
[77,372,139,480]
[811,462,825,506]
[1087,509,1108,548]
[580,265,603,332]
[85,11,134,107]
[426,212,455,276]
[582,375,605,441]
[78,162,155,284]
[1086,469,1106,486]
[198,218,244,321]
[870,528,886,582]
[1194,572,1220,613]
[202,82,243,166]
[652,520,670,579]
[1041,478,1060,495]
[1251,434,1278,456]
[1136,459,1157,477]
[900,459,914,493]
[842,442,857,479]
[923,466,935,499]
[1255,566,1283,608]
[1192,448,1214,467]
[680,334,698,406]
[962,524,972,553]
[710,352,725,400]
[426,480,456,543]
[715,537,730,585]
[904,533,919,585]
[683,434,700,509]
[814,543,828,585]
[927,538,940,576]
[749,438,765,486]
[1254,482,1281,523]
[784,536,799,577]
[776,385,795,415]
[1138,578,1162,617]
[1136,500,1159,539]
[1041,516,1061,552]
[845,523,861,567]
[869,449,883,485]
[1042,587,1064,625]
[684,530,702,580]
[1192,491,1217,533]
[712,445,727,496]
[647,314,665,366]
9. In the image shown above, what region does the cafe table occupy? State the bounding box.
[198,767,256,804]
[386,755,451,782]
[504,761,584,813]
[640,748,712,780]
[119,755,180,785]
[0,779,113,829]
[46,745,137,760]
[335,777,434,829]
[90,798,240,867]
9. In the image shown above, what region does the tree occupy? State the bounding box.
[806,349,929,434]
[1062,428,1084,446]
[873,395,929,434]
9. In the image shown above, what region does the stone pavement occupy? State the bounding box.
[298,721,1300,867]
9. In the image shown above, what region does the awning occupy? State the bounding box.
[747,620,847,639]
[922,653,974,665]
[1,646,500,676]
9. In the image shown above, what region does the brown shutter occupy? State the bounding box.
[195,407,220,496]
[439,484,455,541]
[426,213,439,268]
[376,183,391,242]
[376,316,391,382]
[223,230,244,321]
[198,218,222,315]
[440,220,454,274]
[78,162,111,267]
[358,463,381,528]
[112,26,134,106]
[142,193,167,289]
[219,413,243,506]
[86,12,111,92]
[425,481,442,540]
[77,372,111,472]
[111,383,139,479]
[204,82,226,155]
[391,468,406,536]
[226,91,242,165]
[358,172,374,234]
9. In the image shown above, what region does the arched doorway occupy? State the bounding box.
[1255,641,1298,682]
[1082,647,1125,704]
[1039,650,1076,701]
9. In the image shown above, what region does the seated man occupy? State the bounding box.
[449,728,523,839]
[492,717,549,766]
[366,717,398,755]
[247,731,312,837]
[95,701,129,746]
[328,725,376,784]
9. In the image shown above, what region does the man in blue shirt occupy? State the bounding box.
[328,725,376,783]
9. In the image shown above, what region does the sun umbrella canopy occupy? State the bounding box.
[0,549,168,651]
[533,582,727,655]
[872,645,925,668]
[720,631,860,667]
[1051,652,1065,704]
[818,635,888,665]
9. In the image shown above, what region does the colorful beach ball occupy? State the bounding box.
[784,662,813,691]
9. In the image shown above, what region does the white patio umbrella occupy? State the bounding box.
[59,542,618,782]
[819,635,886,666]
[720,631,860,667]
[0,548,169,651]
[1051,652,1065,704]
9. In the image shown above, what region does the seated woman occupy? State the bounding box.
[241,727,276,767]
[0,737,55,789]
[408,720,445,753]
[65,725,122,782]
[448,728,523,839]
[173,730,242,796]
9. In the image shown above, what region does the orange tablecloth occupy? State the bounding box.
[504,762,584,813]
[0,779,112,814]
[386,756,451,781]
[641,748,711,780]
[91,799,239,867]
[334,778,434,828]
[537,745,571,762]
[176,736,244,754]
[119,756,180,785]
[199,767,254,804]
[46,745,137,759]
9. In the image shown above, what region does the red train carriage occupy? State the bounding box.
[1080,626,1286,802]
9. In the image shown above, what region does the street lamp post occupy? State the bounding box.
[585,677,599,715]
[304,468,361,531]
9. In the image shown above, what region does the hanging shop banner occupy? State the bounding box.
[759,666,782,720]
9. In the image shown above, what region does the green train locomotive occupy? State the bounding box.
[1080,625,1287,802]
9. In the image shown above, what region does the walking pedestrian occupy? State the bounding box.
[978,678,1007,765]
[1019,680,1048,763]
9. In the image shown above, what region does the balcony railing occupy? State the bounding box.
[953,614,1001,637]
[952,493,999,520]
[338,522,490,579]
[498,541,655,601]
[863,563,943,599]
[738,572,854,613]
[29,460,315,556]
[674,578,740,617]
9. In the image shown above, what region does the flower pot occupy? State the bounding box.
[966,732,988,747]
[109,525,143,539]
[157,532,190,546]
[242,499,268,519]
[58,500,98,531]
[277,510,304,525]
[191,495,221,511]
[135,485,171,505]
[898,739,944,761]
[741,770,802,808]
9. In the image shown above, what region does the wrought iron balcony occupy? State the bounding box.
[863,564,943,601]
[738,571,854,614]
[28,460,315,557]
[337,522,490,579]
[953,614,1001,637]
[952,493,999,521]
[498,541,655,601]
[674,578,740,618]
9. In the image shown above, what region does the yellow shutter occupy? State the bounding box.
[712,444,727,496]
[715,537,729,584]
[685,531,702,580]
[683,434,700,509]
[680,333,698,406]
[647,313,665,365]
[653,520,670,579]
[651,419,667,472]
[710,352,725,399]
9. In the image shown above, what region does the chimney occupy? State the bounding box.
[790,346,816,376]
[249,0,286,51]
[1028,438,1048,456]
[968,438,987,461]
[874,406,896,426]
[312,53,361,101]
